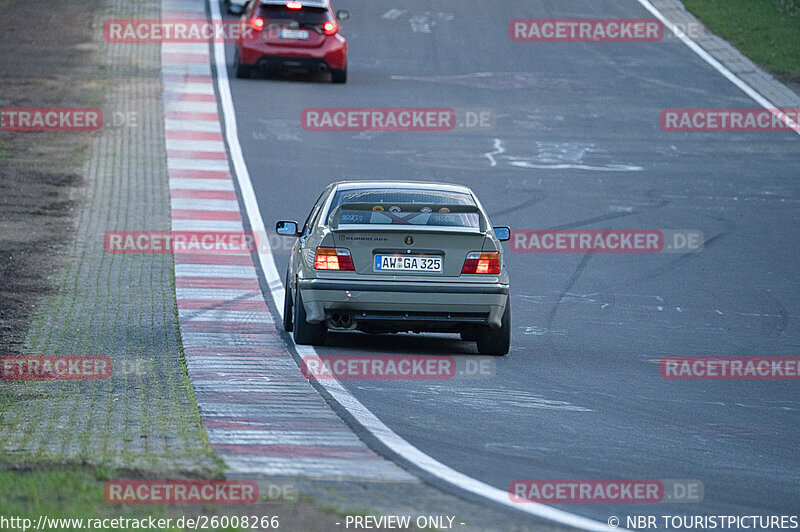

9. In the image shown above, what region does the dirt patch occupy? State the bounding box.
[0,0,103,354]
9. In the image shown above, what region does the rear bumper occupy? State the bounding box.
[297,278,509,328]
[255,55,333,73]
[238,36,347,71]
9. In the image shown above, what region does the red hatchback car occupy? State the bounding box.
[234,0,349,83]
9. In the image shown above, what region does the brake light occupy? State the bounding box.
[286,1,302,8]
[314,247,354,271]
[323,20,337,35]
[250,16,265,31]
[461,252,501,274]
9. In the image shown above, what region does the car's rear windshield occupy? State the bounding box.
[257,5,330,24]
[328,189,480,229]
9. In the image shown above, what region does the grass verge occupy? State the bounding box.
[0,466,232,531]
[681,0,800,78]
[0,466,377,532]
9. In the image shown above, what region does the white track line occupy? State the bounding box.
[635,0,800,135]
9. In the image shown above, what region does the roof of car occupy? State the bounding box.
[331,181,474,194]
[260,0,330,8]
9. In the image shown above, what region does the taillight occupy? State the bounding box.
[286,1,302,8]
[250,16,265,31]
[461,252,501,274]
[323,20,337,35]
[314,247,354,271]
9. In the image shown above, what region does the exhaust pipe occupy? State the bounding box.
[328,312,355,329]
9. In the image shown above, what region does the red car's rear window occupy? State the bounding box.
[257,5,330,25]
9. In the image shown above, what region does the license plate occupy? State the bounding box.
[280,29,309,40]
[374,255,442,272]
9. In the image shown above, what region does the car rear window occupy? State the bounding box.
[258,5,330,24]
[328,189,480,229]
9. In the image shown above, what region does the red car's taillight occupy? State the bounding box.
[314,247,354,271]
[250,16,265,31]
[323,20,337,35]
[461,252,501,274]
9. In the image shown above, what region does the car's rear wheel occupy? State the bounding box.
[476,301,510,356]
[331,66,347,84]
[293,286,326,345]
[234,49,252,79]
[282,272,293,332]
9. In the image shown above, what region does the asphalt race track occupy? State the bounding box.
[222,0,799,526]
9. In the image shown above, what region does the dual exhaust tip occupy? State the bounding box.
[328,312,354,329]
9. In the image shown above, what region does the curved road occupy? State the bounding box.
[220,0,800,525]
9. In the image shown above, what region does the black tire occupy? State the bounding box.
[331,67,347,84]
[282,272,293,332]
[234,50,252,79]
[476,300,510,356]
[293,286,326,345]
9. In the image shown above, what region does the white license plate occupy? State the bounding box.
[374,255,442,272]
[280,29,309,40]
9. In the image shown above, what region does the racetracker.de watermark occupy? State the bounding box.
[302,108,454,131]
[104,19,251,43]
[301,107,495,132]
[0,108,102,132]
[660,357,800,380]
[511,230,703,253]
[661,108,800,132]
[104,481,258,504]
[1,356,112,379]
[509,479,703,504]
[104,231,258,254]
[510,18,663,42]
[301,355,495,380]
[301,355,459,380]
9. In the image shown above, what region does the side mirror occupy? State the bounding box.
[336,9,350,21]
[493,226,511,242]
[276,220,300,236]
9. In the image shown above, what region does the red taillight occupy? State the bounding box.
[314,247,354,271]
[323,20,337,35]
[461,252,501,275]
[250,16,265,31]
[286,1,302,8]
